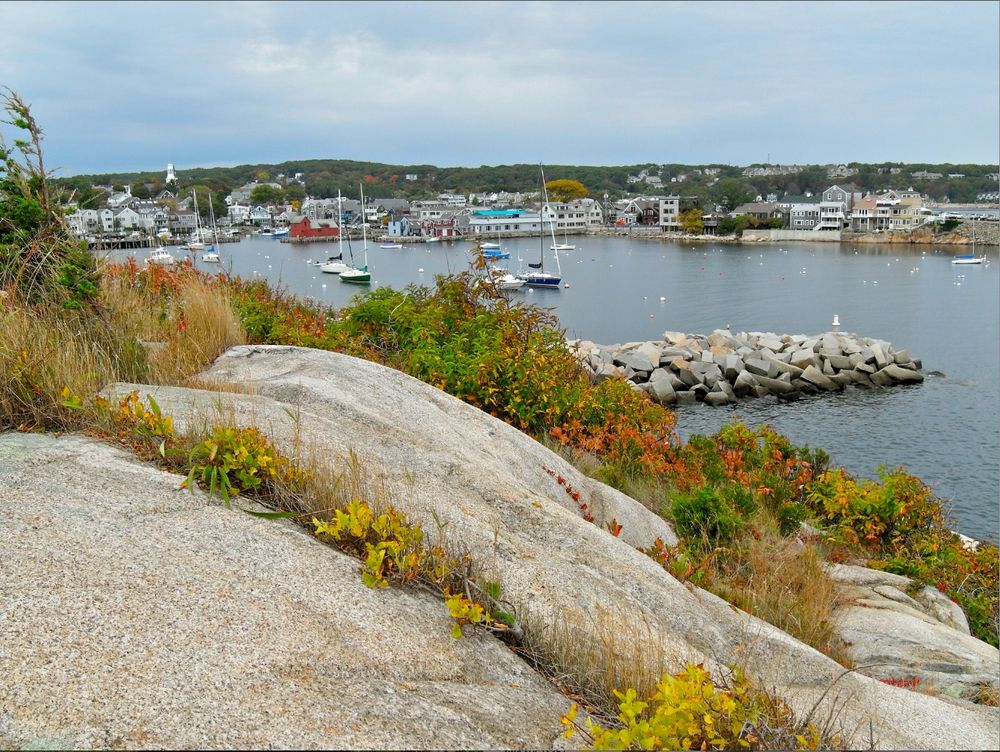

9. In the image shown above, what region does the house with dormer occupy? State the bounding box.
[66,209,100,237]
[249,205,272,225]
[107,187,136,209]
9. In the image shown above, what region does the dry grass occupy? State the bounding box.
[1,270,244,432]
[709,520,852,666]
[513,603,677,723]
[100,272,245,385]
[0,305,148,430]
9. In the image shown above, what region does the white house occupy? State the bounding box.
[114,207,142,231]
[107,187,135,209]
[543,198,604,231]
[658,197,681,231]
[227,203,251,224]
[66,209,100,236]
[99,209,115,233]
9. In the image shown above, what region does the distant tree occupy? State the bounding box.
[130,182,151,199]
[545,179,588,202]
[711,178,754,212]
[256,170,270,182]
[679,208,704,234]
[250,184,284,205]
[718,215,751,236]
[284,183,306,202]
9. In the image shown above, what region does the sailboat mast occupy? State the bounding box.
[338,190,349,263]
[540,165,561,276]
[539,164,544,271]
[359,182,368,267]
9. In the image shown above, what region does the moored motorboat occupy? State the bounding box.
[145,248,175,266]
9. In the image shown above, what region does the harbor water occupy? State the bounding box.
[134,234,999,541]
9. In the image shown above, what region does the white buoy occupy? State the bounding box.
[659,296,666,302]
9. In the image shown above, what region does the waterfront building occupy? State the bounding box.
[467,208,552,236]
[289,215,340,240]
[658,197,681,231]
[227,203,251,225]
[817,184,858,230]
[849,190,925,232]
[66,209,100,237]
[786,203,821,229]
[731,202,788,225]
[113,207,141,231]
[543,198,604,231]
[168,210,198,235]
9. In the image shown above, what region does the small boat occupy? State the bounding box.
[483,248,511,259]
[952,216,985,264]
[550,243,576,252]
[487,265,525,290]
[258,227,274,236]
[320,253,349,274]
[425,236,440,243]
[481,241,502,250]
[380,241,403,249]
[516,164,562,289]
[145,248,176,266]
[201,251,220,263]
[341,186,373,284]
[272,227,289,238]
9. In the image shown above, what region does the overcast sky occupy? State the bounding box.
[1,1,997,176]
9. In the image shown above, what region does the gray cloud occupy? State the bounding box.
[1,0,996,174]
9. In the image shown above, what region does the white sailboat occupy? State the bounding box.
[340,186,371,284]
[320,191,350,274]
[952,215,984,264]
[186,191,206,251]
[517,165,562,288]
[201,196,221,263]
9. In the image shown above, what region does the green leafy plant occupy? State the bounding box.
[561,662,837,750]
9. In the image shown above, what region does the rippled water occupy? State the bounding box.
[133,233,999,541]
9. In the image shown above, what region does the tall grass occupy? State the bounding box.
[0,264,244,432]
[100,264,245,385]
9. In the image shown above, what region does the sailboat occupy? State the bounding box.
[201,196,221,263]
[952,215,984,264]
[340,186,372,284]
[551,226,576,252]
[517,165,562,288]
[186,191,206,251]
[320,193,350,274]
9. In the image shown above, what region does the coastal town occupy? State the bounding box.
[65,161,999,248]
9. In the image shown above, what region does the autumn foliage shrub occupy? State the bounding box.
[561,662,838,750]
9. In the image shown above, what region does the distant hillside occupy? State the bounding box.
[54,160,999,206]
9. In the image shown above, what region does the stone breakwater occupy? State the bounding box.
[570,329,924,406]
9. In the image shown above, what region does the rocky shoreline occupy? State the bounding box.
[571,329,924,406]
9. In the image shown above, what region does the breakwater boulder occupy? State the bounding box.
[571,329,923,406]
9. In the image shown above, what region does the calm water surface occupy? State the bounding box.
[139,234,999,541]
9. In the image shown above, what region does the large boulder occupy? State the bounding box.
[69,346,998,750]
[0,433,570,749]
[829,565,998,701]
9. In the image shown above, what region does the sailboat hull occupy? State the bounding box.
[517,273,561,287]
[340,266,371,284]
